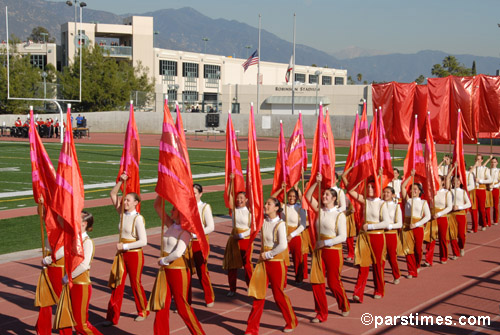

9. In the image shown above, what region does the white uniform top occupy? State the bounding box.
[281,203,306,238]
[490,167,500,189]
[71,232,93,279]
[466,171,476,191]
[262,216,287,259]
[451,188,471,210]
[475,166,492,185]
[120,210,147,250]
[434,189,453,217]
[331,186,347,212]
[315,207,347,246]
[404,198,431,227]
[385,200,403,230]
[389,179,402,198]
[161,223,190,264]
[193,201,214,238]
[365,198,390,230]
[438,165,449,177]
[233,206,251,238]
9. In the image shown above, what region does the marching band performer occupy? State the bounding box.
[382,186,403,284]
[223,174,253,297]
[487,156,499,226]
[245,197,298,334]
[306,174,350,322]
[401,171,431,278]
[104,174,148,326]
[466,165,478,233]
[449,174,472,258]
[192,184,215,307]
[473,154,493,230]
[438,155,451,177]
[423,176,452,266]
[344,175,389,303]
[152,197,206,335]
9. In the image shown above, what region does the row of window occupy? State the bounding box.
[159,60,344,85]
[166,90,220,102]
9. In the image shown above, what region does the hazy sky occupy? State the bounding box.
[52,0,500,57]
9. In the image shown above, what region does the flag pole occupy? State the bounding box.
[160,199,165,256]
[291,13,296,115]
[119,180,126,242]
[38,203,46,258]
[284,183,288,224]
[490,133,493,156]
[257,14,261,114]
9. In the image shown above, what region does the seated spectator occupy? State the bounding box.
[15,117,22,127]
[76,114,83,127]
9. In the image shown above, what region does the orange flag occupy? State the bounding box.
[271,121,288,202]
[369,108,379,165]
[175,101,192,177]
[155,103,208,258]
[376,107,394,188]
[403,115,426,187]
[247,105,264,242]
[324,109,336,184]
[286,113,307,189]
[51,105,85,283]
[340,112,359,189]
[423,112,440,205]
[29,107,63,256]
[117,101,141,211]
[224,113,245,211]
[452,109,467,188]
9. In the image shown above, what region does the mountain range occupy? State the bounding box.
[1,1,499,83]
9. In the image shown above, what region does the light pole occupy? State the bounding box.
[245,45,252,58]
[202,37,209,54]
[154,30,159,48]
[216,70,220,113]
[40,32,48,109]
[168,84,179,110]
[314,70,321,115]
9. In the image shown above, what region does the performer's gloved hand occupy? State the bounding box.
[42,256,53,266]
[323,239,334,247]
[192,233,197,239]
[387,224,393,231]
[315,240,325,249]
[62,275,69,285]
[237,233,245,239]
[159,257,169,266]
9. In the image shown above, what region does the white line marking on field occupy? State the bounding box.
[17,204,26,207]
[0,167,20,172]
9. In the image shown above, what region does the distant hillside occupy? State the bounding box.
[1,1,499,83]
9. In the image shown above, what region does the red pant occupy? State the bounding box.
[227,238,253,292]
[245,260,298,335]
[154,268,205,335]
[191,240,214,304]
[451,214,467,256]
[61,284,102,335]
[312,248,350,321]
[476,189,491,228]
[470,208,478,232]
[36,266,72,335]
[425,216,449,264]
[493,189,499,224]
[353,234,385,301]
[385,232,401,280]
[288,235,304,282]
[405,227,424,277]
[106,250,148,324]
[346,237,355,259]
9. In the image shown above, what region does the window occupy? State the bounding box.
[322,76,332,85]
[182,62,199,78]
[167,89,177,102]
[335,77,345,85]
[295,73,305,83]
[309,74,318,84]
[182,90,199,102]
[30,54,46,69]
[204,64,221,79]
[160,60,177,76]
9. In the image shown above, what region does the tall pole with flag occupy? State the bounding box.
[291,13,296,115]
[257,14,261,114]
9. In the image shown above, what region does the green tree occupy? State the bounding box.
[431,55,472,77]
[28,27,55,43]
[347,75,355,85]
[357,73,362,82]
[59,45,154,113]
[415,75,426,84]
[472,60,477,76]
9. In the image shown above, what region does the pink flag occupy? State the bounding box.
[175,101,192,178]
[271,121,289,201]
[376,107,394,188]
[286,113,307,188]
[224,113,245,210]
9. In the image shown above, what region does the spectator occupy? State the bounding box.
[76,114,83,127]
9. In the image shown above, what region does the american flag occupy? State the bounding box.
[242,50,259,72]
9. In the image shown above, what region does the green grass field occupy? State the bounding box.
[0,139,480,255]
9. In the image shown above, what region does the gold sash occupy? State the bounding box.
[248,261,267,299]
[310,249,325,284]
[401,217,420,255]
[34,267,58,307]
[486,190,493,208]
[53,284,76,329]
[448,213,459,240]
[424,208,443,243]
[108,252,125,289]
[222,228,248,270]
[469,189,477,210]
[73,271,91,285]
[346,213,357,238]
[147,268,167,311]
[301,229,311,254]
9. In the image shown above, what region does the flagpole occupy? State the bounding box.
[291,13,296,115]
[119,180,126,242]
[38,203,46,258]
[284,183,288,224]
[160,199,165,256]
[257,14,261,114]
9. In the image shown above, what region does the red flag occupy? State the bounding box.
[403,115,426,187]
[175,101,192,177]
[286,113,307,188]
[303,104,336,244]
[324,109,336,184]
[369,108,379,165]
[224,113,245,210]
[51,105,85,283]
[155,104,208,259]
[29,107,63,255]
[452,109,467,188]
[341,112,360,189]
[247,105,264,242]
[376,107,394,188]
[423,112,440,204]
[271,121,289,201]
[117,101,141,211]
[347,102,380,196]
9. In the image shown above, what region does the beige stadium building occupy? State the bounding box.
[60,15,368,118]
